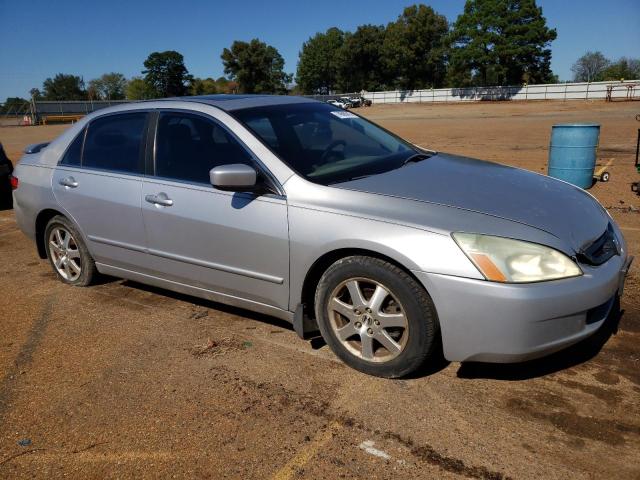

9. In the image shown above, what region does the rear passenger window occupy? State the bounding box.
[82,113,147,174]
[155,112,253,184]
[60,128,85,166]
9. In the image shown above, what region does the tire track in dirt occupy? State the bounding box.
[0,295,55,421]
[206,365,511,480]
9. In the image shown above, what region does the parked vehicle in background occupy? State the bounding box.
[326,99,349,109]
[12,95,633,378]
[0,142,14,209]
[340,97,357,108]
[359,96,372,107]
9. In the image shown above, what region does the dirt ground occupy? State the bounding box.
[0,100,639,479]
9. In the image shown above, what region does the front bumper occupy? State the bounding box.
[414,253,633,363]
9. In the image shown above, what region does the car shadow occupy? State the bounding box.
[405,335,451,378]
[90,273,123,286]
[120,279,294,331]
[113,279,453,377]
[105,279,621,381]
[456,299,623,381]
[308,331,451,378]
[230,192,258,210]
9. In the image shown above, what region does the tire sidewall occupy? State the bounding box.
[44,216,94,286]
[315,256,437,378]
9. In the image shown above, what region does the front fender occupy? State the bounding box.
[287,204,482,308]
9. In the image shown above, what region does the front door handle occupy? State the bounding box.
[59,176,78,188]
[145,192,174,207]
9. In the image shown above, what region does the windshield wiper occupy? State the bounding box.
[401,152,432,166]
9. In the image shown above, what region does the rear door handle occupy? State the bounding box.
[145,193,174,207]
[59,176,78,188]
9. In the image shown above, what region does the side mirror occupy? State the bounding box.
[209,164,258,192]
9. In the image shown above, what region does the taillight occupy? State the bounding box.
[10,175,18,190]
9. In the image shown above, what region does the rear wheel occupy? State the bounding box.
[315,256,438,378]
[44,215,97,286]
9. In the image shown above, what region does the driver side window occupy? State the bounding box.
[155,112,253,184]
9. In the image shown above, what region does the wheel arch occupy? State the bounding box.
[300,247,431,321]
[35,208,66,259]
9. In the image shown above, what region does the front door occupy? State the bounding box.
[140,111,290,310]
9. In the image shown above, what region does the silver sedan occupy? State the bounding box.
[12,95,633,377]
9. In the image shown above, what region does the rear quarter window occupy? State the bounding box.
[59,128,85,167]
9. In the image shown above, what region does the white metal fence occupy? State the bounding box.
[362,80,640,104]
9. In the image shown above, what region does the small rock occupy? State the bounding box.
[18,438,31,447]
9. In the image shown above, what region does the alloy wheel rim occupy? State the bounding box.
[327,277,409,363]
[48,227,82,281]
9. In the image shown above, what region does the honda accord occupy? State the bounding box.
[12,95,633,377]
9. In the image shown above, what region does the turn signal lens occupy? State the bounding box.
[10,175,18,190]
[469,252,507,282]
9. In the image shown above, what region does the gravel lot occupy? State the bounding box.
[1,100,638,479]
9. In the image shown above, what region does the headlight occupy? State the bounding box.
[452,233,582,283]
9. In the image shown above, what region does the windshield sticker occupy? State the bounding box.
[330,110,358,119]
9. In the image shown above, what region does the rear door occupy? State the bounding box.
[52,111,150,271]
[140,110,290,310]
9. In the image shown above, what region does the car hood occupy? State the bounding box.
[336,153,609,253]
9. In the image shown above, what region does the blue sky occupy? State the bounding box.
[0,0,638,99]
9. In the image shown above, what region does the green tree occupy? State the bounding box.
[190,77,218,95]
[126,76,155,100]
[296,28,345,94]
[221,39,291,94]
[381,5,449,90]
[0,97,29,114]
[571,51,610,82]
[336,25,387,92]
[87,79,101,100]
[42,73,87,100]
[601,57,640,81]
[88,73,127,100]
[448,0,557,86]
[142,51,192,97]
[213,76,237,93]
[29,88,42,100]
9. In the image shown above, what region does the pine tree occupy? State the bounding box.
[448,0,557,86]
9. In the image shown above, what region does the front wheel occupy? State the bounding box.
[44,215,97,286]
[314,256,439,378]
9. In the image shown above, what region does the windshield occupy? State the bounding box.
[232,102,420,185]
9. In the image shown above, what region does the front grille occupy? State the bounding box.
[577,223,619,266]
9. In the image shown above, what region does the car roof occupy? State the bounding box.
[160,94,318,112]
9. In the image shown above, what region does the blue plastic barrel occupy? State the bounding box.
[548,124,600,189]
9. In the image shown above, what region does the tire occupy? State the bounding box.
[314,256,439,378]
[44,215,97,286]
[600,172,610,182]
